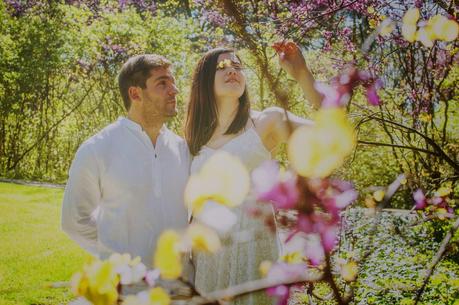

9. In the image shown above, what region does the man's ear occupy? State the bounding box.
[128,86,141,104]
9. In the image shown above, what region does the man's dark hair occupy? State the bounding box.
[118,54,171,110]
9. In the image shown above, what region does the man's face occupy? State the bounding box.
[139,67,178,120]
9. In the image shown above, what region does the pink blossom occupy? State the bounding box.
[430,196,443,206]
[267,262,308,282]
[320,225,339,252]
[304,237,325,266]
[297,214,314,233]
[266,285,290,305]
[252,161,300,209]
[365,79,383,106]
[366,84,381,106]
[413,189,427,209]
[314,82,350,108]
[144,269,160,287]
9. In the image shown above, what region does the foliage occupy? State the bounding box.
[338,209,459,305]
[0,0,204,182]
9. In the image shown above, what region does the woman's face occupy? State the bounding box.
[213,52,246,100]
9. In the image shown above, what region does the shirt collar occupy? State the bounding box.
[118,117,168,135]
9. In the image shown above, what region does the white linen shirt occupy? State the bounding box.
[61,117,190,268]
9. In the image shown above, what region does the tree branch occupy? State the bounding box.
[414,216,459,304]
[357,140,440,156]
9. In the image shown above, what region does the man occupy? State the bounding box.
[61,54,190,269]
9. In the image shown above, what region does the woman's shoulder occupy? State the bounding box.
[251,107,285,125]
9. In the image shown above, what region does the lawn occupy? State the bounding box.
[1,181,458,305]
[0,182,90,305]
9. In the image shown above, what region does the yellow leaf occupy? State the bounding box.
[418,112,432,122]
[150,287,171,305]
[403,8,420,25]
[373,190,385,202]
[443,19,459,41]
[340,261,358,282]
[430,15,459,41]
[288,108,355,178]
[435,186,452,197]
[154,230,182,280]
[70,272,87,296]
[436,208,448,220]
[108,253,132,267]
[400,177,407,185]
[402,24,417,42]
[369,19,378,29]
[416,26,435,48]
[71,257,121,305]
[122,295,141,305]
[365,195,376,208]
[184,151,250,213]
[378,18,394,36]
[281,251,304,264]
[259,260,272,277]
[185,223,221,253]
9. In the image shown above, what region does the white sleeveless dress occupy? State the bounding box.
[191,127,279,305]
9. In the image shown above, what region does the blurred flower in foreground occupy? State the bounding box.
[69,297,92,305]
[122,287,170,305]
[108,253,146,285]
[379,18,395,36]
[413,189,427,209]
[373,190,385,202]
[144,269,160,287]
[339,260,358,282]
[413,187,454,218]
[266,285,290,305]
[264,262,308,305]
[184,223,221,253]
[148,287,171,305]
[252,161,299,209]
[299,179,356,251]
[70,260,119,305]
[402,8,420,42]
[184,151,250,213]
[259,260,273,277]
[153,230,182,280]
[402,8,459,47]
[288,108,356,178]
[253,173,357,267]
[314,66,383,108]
[194,200,238,233]
[303,235,326,266]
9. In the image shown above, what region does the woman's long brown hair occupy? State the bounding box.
[185,48,251,156]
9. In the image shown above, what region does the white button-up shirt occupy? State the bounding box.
[61,117,190,268]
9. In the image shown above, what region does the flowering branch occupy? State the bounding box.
[189,272,322,305]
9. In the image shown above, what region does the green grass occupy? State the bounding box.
[0,182,91,305]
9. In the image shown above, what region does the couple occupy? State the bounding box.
[61,43,321,304]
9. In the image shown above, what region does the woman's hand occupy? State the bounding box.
[272,41,307,81]
[272,41,322,109]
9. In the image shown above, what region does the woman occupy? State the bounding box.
[185,42,322,304]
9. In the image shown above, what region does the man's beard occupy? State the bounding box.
[141,102,176,124]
